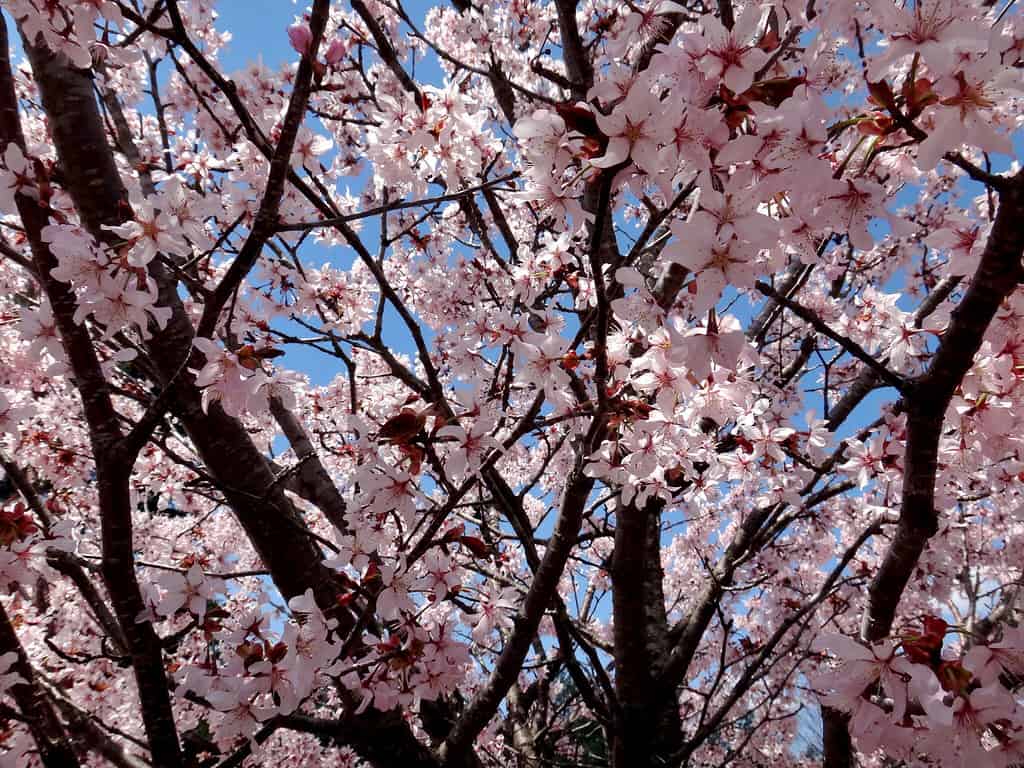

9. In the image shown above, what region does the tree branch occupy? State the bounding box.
[861,172,1024,645]
[196,0,331,339]
[10,25,183,766]
[755,280,909,392]
[0,602,79,768]
[439,423,602,762]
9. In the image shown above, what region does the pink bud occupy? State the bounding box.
[324,38,347,68]
[287,23,312,56]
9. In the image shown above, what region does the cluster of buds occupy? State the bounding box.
[288,21,348,72]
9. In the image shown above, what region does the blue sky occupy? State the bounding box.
[215,0,442,73]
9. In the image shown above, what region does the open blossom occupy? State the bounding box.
[919,684,1016,765]
[208,679,276,744]
[414,550,461,601]
[516,336,573,399]
[683,185,780,246]
[667,232,759,311]
[0,537,47,585]
[292,127,334,170]
[591,82,669,175]
[697,6,770,94]
[76,272,171,338]
[0,143,34,213]
[672,314,747,381]
[744,422,796,463]
[362,463,421,525]
[155,564,218,620]
[436,417,500,482]
[917,54,1022,169]
[964,625,1024,685]
[866,0,987,80]
[103,199,190,267]
[925,213,989,275]
[0,652,23,694]
[192,338,272,416]
[812,634,913,721]
[325,527,377,573]
[249,654,302,716]
[839,435,889,486]
[470,586,517,643]
[660,102,730,176]
[802,413,832,462]
[822,178,886,250]
[375,563,416,620]
[0,392,27,436]
[513,109,568,174]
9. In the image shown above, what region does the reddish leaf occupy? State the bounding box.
[442,523,466,543]
[235,344,262,371]
[459,535,490,558]
[377,407,426,444]
[866,79,896,111]
[937,660,972,694]
[554,102,600,137]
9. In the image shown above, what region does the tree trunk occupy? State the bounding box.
[611,499,683,767]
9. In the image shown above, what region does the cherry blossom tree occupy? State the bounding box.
[0,0,1021,766]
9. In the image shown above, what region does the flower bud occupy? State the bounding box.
[325,38,347,67]
[288,23,312,55]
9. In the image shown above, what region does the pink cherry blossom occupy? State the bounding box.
[697,6,771,94]
[288,23,313,56]
[0,1,1021,766]
[591,82,669,175]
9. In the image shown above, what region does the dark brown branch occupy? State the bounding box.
[551,0,593,99]
[755,280,908,392]
[39,677,152,768]
[10,25,183,766]
[718,0,736,29]
[61,0,354,625]
[862,172,1024,645]
[661,504,777,687]
[197,0,331,339]
[269,395,349,533]
[275,173,519,232]
[610,498,683,766]
[826,274,961,430]
[679,521,880,760]
[0,602,79,768]
[439,428,601,762]
[0,237,38,275]
[18,12,449,768]
[351,0,424,105]
[480,467,613,724]
[820,707,853,768]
